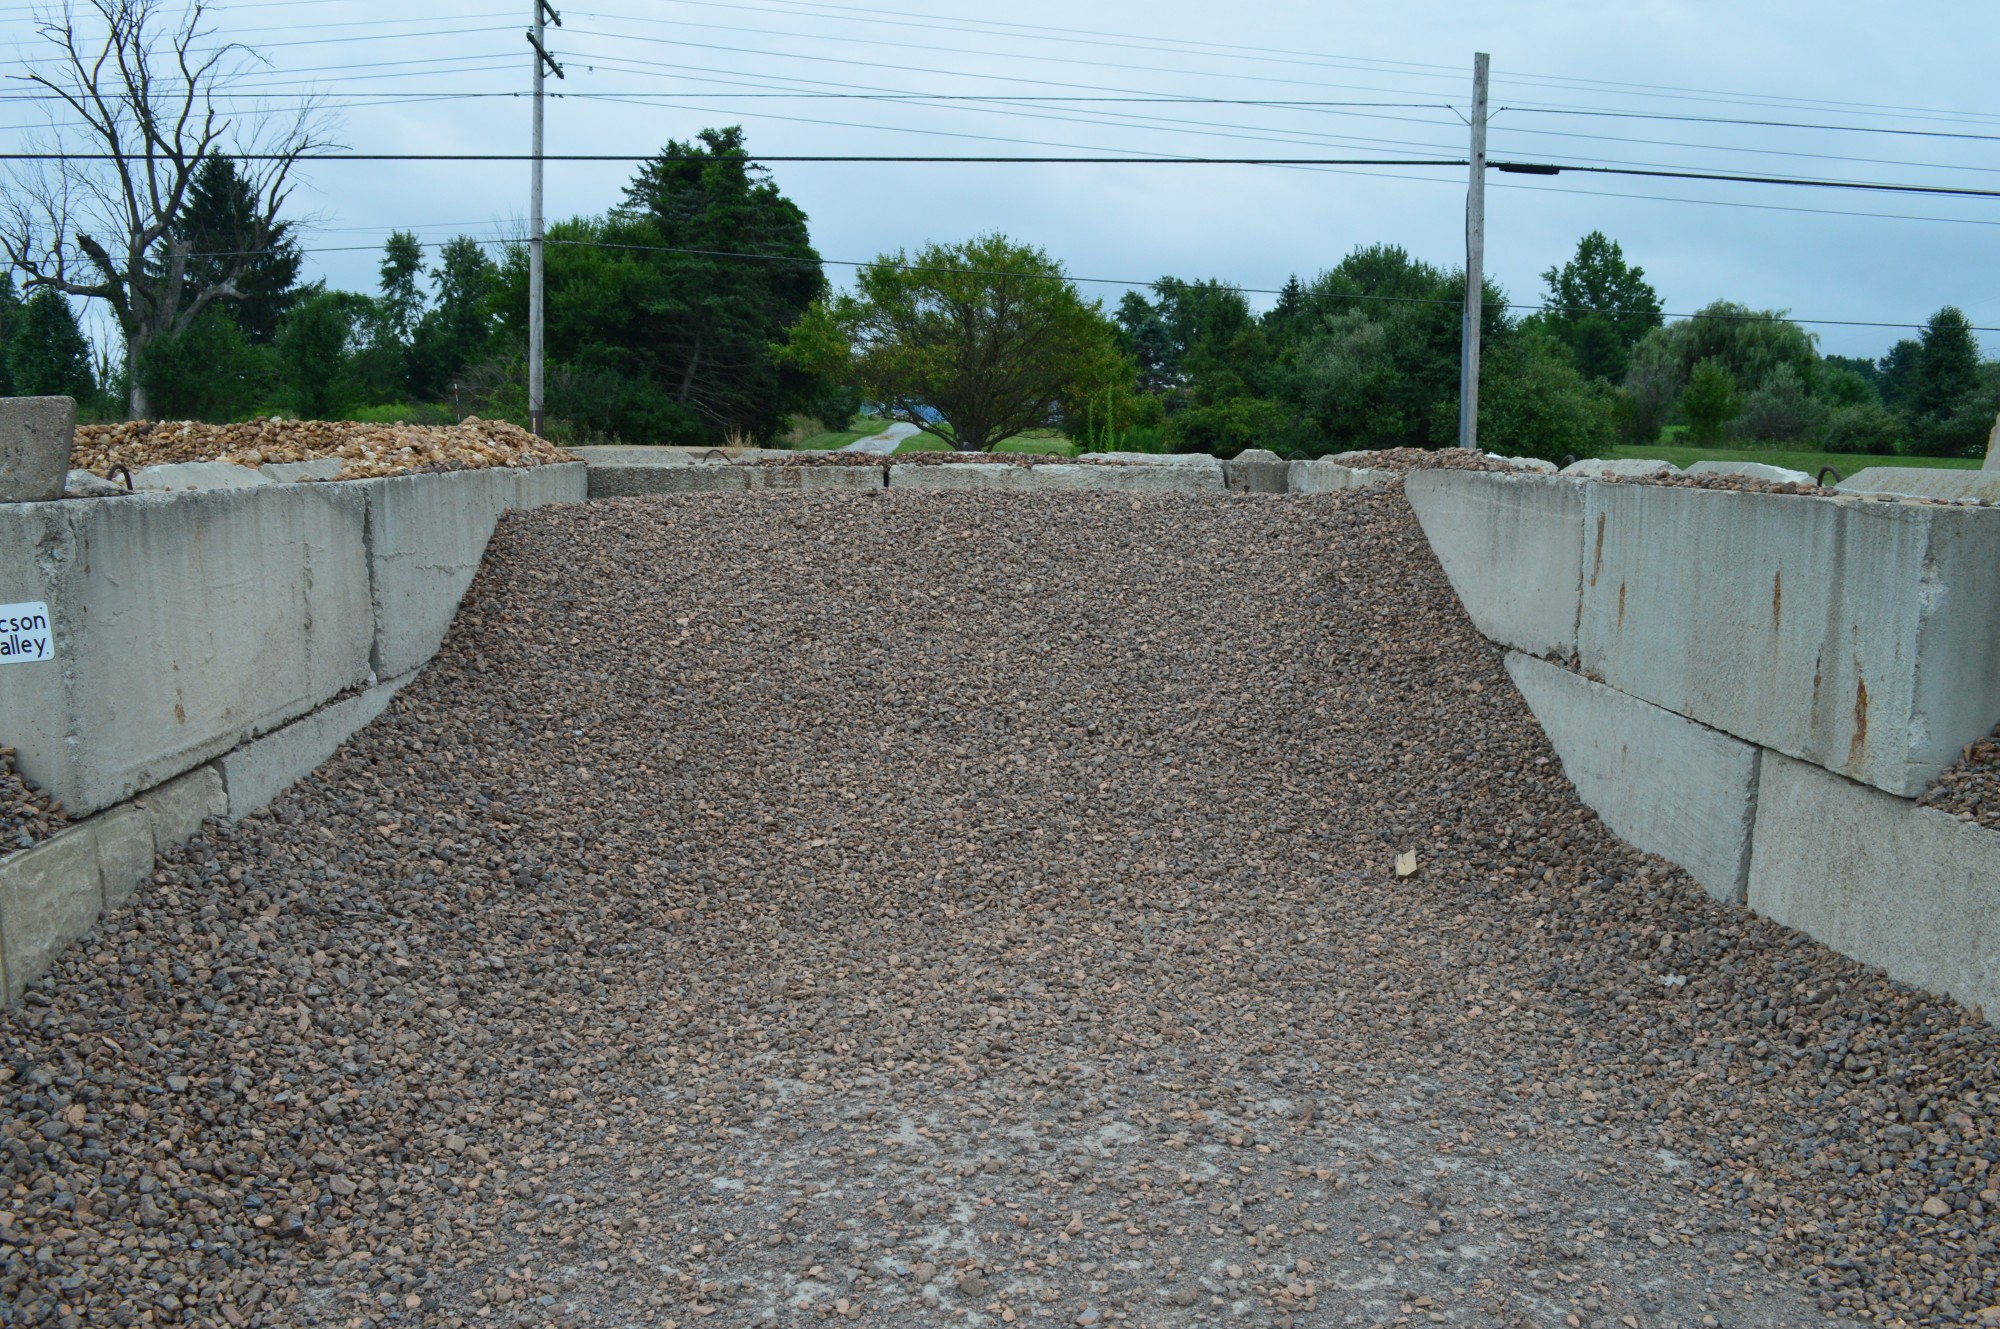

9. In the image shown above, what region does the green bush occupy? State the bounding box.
[1728,363,1825,446]
[1682,358,1742,446]
[1820,401,1904,455]
[344,402,459,426]
[1165,396,1297,458]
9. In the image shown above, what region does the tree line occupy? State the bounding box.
[7,128,1996,461]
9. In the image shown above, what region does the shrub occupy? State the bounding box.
[1728,363,1825,445]
[1681,358,1742,446]
[1820,402,1904,455]
[1164,396,1297,458]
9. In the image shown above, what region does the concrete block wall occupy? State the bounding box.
[0,462,585,1002]
[1407,471,2000,1017]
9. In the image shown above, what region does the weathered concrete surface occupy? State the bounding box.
[63,469,127,498]
[362,469,514,679]
[0,828,101,1002]
[1749,752,2000,1016]
[1837,466,2000,504]
[259,458,345,483]
[1685,460,1816,485]
[0,486,375,816]
[586,462,882,499]
[132,766,226,854]
[217,675,408,817]
[1075,451,1215,467]
[510,460,588,509]
[1,396,75,503]
[90,804,154,911]
[889,460,1225,493]
[133,460,270,492]
[1578,484,2000,797]
[1403,471,1585,659]
[1287,458,1395,493]
[1505,652,1761,903]
[1222,448,1291,493]
[1987,412,1999,470]
[1560,458,1681,479]
[570,445,698,467]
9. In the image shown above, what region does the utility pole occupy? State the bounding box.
[1458,51,1489,451]
[527,1,563,437]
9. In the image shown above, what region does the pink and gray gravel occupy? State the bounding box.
[4,485,1998,1329]
[0,747,68,852]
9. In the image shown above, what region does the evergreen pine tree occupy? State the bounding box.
[165,154,304,345]
[10,287,96,400]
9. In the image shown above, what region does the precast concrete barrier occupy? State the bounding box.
[0,461,585,1002]
[887,459,1226,493]
[1408,470,2000,1017]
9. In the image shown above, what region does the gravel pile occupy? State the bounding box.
[1601,473,1837,497]
[1322,447,1525,473]
[70,418,577,481]
[1919,724,2000,830]
[4,486,1998,1328]
[0,747,67,853]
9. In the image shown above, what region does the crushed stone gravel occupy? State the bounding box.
[4,486,1998,1329]
[69,418,577,481]
[1918,724,2000,831]
[0,747,67,853]
[1323,448,1523,473]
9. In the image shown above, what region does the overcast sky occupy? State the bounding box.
[4,0,1997,359]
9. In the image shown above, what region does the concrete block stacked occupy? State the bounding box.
[1407,470,2000,1017]
[0,397,587,1000]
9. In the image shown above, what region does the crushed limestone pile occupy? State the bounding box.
[70,418,577,481]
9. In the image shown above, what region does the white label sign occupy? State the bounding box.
[0,602,53,664]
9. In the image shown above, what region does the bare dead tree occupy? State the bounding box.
[1,0,333,418]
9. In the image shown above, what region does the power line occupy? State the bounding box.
[157,232,2000,334]
[1502,105,2000,145]
[14,151,2000,204]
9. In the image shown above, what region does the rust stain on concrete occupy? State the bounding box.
[1848,675,1870,769]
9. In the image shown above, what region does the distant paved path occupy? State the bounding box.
[839,420,921,454]
[8,485,1992,1327]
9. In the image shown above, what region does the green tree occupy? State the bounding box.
[2,0,331,417]
[1479,329,1615,462]
[1876,338,1920,409]
[1681,357,1742,445]
[805,233,1123,452]
[9,287,95,400]
[1903,307,1995,457]
[277,287,368,418]
[162,154,303,345]
[1730,362,1825,444]
[136,302,273,419]
[495,127,825,443]
[1615,323,1689,444]
[1908,307,1980,421]
[1680,301,1817,391]
[408,236,499,405]
[0,273,18,395]
[1540,231,1662,382]
[1284,246,1506,454]
[377,231,426,349]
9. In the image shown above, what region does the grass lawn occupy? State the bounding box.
[892,429,1077,457]
[787,415,899,450]
[1602,443,1980,479]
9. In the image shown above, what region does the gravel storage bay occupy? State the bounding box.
[68,418,576,480]
[4,486,1998,1328]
